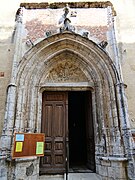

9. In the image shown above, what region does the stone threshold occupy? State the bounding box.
[39,173,101,180]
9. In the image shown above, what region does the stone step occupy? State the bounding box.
[66,173,101,180]
[39,174,64,180]
[39,173,101,180]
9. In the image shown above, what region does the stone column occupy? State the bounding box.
[115,82,135,179]
[107,6,123,81]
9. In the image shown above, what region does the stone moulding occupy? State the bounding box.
[39,82,95,93]
[98,156,128,161]
[15,157,37,162]
[20,1,116,16]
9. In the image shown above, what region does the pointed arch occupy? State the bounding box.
[15,32,120,138]
[13,32,128,172]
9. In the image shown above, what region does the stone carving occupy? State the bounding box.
[45,31,52,37]
[26,163,34,176]
[26,39,34,47]
[59,4,75,32]
[99,40,108,49]
[15,7,23,23]
[46,61,88,82]
[82,31,89,38]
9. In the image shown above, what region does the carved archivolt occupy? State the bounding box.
[45,60,88,82]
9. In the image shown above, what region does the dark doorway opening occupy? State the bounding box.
[68,91,95,172]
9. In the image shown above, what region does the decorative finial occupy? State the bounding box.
[15,7,23,23]
[99,41,108,49]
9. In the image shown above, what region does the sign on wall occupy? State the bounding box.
[12,133,45,159]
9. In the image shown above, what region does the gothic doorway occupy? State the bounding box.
[40,91,95,175]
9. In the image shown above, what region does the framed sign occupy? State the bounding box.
[12,133,45,159]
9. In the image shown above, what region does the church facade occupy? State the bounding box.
[0,1,135,179]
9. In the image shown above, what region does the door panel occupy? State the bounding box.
[86,91,95,172]
[54,103,64,136]
[40,92,68,175]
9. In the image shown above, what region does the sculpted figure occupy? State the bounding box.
[59,4,75,32]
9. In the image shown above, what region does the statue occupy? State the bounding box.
[59,4,75,32]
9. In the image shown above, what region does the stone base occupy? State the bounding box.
[0,155,130,180]
[96,156,128,179]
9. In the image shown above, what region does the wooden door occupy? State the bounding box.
[86,91,95,172]
[40,92,68,175]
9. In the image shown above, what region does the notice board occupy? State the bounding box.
[12,133,45,159]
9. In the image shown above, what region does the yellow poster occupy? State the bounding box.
[36,142,44,155]
[15,142,23,152]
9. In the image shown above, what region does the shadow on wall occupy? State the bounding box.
[0,31,15,135]
[118,42,135,130]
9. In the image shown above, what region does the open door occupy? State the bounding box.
[40,92,68,175]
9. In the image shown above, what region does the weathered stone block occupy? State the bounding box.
[111,161,126,168]
[98,165,108,177]
[108,166,127,179]
[0,160,8,180]
[101,159,111,167]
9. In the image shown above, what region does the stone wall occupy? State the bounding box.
[24,8,108,42]
[0,0,20,135]
[114,0,135,130]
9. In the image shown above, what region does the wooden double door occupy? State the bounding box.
[40,91,95,175]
